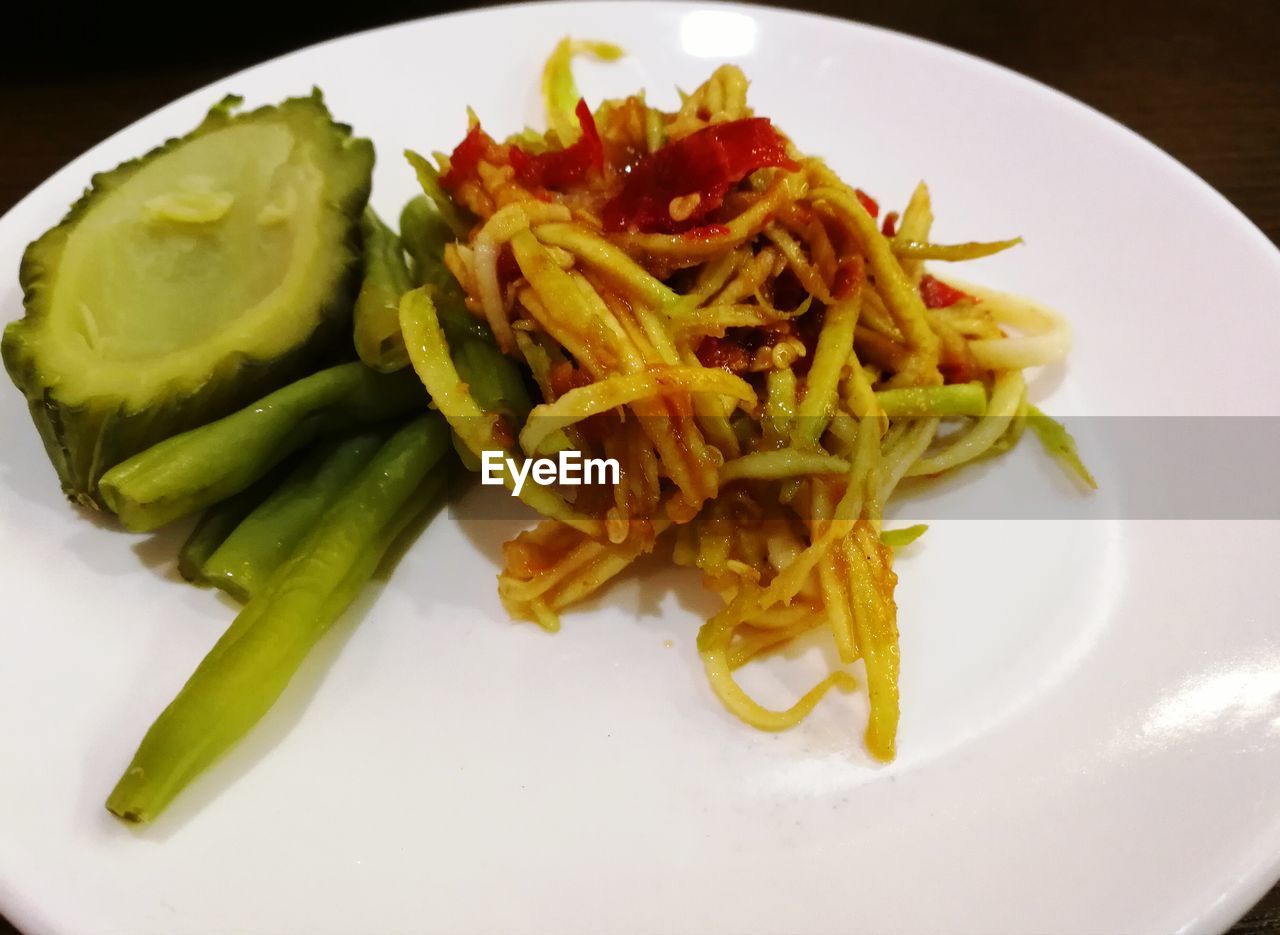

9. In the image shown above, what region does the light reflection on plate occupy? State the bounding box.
[679,9,759,58]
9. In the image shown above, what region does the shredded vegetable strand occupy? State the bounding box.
[520,366,755,456]
[400,47,1093,768]
[811,185,942,386]
[399,287,599,534]
[907,370,1025,477]
[793,293,861,449]
[542,38,625,142]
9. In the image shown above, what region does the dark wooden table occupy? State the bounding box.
[1,1,1277,932]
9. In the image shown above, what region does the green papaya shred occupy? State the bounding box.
[1027,405,1098,489]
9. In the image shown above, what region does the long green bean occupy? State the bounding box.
[106,414,452,823]
[399,196,457,292]
[398,197,534,429]
[199,430,387,601]
[99,363,426,531]
[176,479,276,584]
[403,151,471,239]
[398,195,491,345]
[453,335,534,427]
[397,196,535,456]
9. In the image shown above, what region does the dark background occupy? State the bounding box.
[1,0,1278,931]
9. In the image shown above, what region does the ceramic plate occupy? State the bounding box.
[2,3,1278,932]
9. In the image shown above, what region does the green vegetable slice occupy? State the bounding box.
[879,524,929,548]
[2,92,374,507]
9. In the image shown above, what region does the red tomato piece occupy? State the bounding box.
[855,188,879,218]
[602,117,799,234]
[441,122,505,190]
[509,99,604,190]
[919,274,970,309]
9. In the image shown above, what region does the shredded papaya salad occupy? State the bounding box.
[399,40,1093,760]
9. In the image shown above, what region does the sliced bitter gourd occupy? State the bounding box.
[2,91,375,508]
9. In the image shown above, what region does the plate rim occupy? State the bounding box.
[3,0,1276,266]
[1,4,1278,933]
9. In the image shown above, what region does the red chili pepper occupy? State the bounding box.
[602,117,799,234]
[441,122,505,190]
[855,188,879,219]
[919,274,969,309]
[509,99,604,190]
[881,211,899,238]
[443,100,604,193]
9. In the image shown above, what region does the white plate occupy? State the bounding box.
[2,4,1279,933]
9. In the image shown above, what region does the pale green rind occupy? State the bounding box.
[1,91,375,508]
